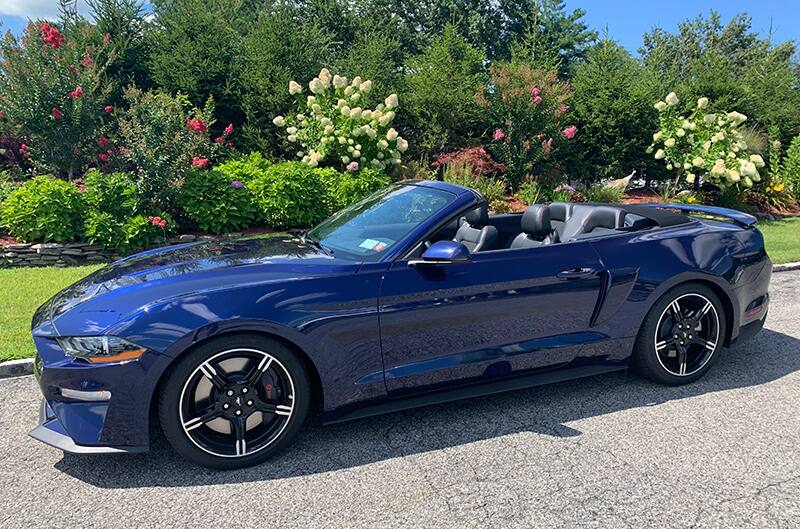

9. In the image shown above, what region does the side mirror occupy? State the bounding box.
[409,240,471,266]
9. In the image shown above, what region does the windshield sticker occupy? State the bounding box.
[359,239,388,252]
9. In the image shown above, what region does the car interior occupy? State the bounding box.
[409,202,665,258]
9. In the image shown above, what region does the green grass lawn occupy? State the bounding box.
[758,217,800,265]
[0,219,798,363]
[0,265,101,362]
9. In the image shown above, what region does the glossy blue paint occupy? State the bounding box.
[29,180,771,452]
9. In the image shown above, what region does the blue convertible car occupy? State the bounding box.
[29,180,771,468]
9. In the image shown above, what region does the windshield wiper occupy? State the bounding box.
[302,233,335,257]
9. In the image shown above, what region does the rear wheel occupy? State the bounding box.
[158,335,310,469]
[632,283,727,385]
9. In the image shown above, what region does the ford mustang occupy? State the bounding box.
[29,180,771,469]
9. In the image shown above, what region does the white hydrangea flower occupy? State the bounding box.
[653,131,663,142]
[683,162,691,170]
[703,114,716,125]
[749,154,765,167]
[344,86,354,97]
[654,149,665,160]
[289,81,302,95]
[341,156,350,164]
[654,101,666,111]
[352,150,361,158]
[338,137,346,144]
[273,116,285,127]
[665,92,679,106]
[297,151,304,158]
[360,80,372,92]
[666,164,673,171]
[664,138,676,148]
[340,105,350,116]
[378,111,395,126]
[676,128,685,137]
[727,111,747,126]
[396,137,408,153]
[349,107,362,119]
[710,159,726,177]
[309,78,323,94]
[287,135,297,142]
[739,159,758,178]
[351,76,362,88]
[311,103,321,114]
[351,93,361,103]
[697,97,709,109]
[347,146,354,153]
[387,128,399,141]
[318,68,331,88]
[333,74,347,89]
[702,141,711,152]
[362,110,373,121]
[692,156,704,167]
[375,103,385,112]
[686,173,696,183]
[286,126,297,135]
[324,125,334,134]
[377,152,384,159]
[726,169,740,182]
[385,94,399,109]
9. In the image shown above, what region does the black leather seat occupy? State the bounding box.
[548,202,573,239]
[562,205,625,240]
[453,204,498,252]
[509,205,559,249]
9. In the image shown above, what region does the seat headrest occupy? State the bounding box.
[582,206,625,232]
[548,202,572,222]
[464,204,489,226]
[521,205,552,238]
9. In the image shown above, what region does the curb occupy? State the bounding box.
[0,267,798,379]
[773,262,800,273]
[0,358,34,379]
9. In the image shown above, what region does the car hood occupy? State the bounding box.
[32,234,358,336]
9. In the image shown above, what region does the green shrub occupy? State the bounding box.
[321,167,391,212]
[125,214,170,250]
[585,183,625,203]
[84,210,128,250]
[0,171,20,203]
[246,162,329,227]
[215,152,272,181]
[180,168,257,233]
[516,180,542,206]
[443,166,507,207]
[0,176,85,242]
[784,135,800,201]
[83,170,137,218]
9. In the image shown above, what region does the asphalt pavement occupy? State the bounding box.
[1,272,799,529]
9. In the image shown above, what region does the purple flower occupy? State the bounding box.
[231,180,244,189]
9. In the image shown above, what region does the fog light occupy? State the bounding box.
[60,388,112,402]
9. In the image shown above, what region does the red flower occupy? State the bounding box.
[40,23,65,49]
[151,216,167,229]
[493,129,506,141]
[192,156,209,168]
[561,125,578,140]
[214,136,224,144]
[80,53,94,67]
[69,86,84,99]
[51,107,63,119]
[186,118,207,132]
[0,110,5,119]
[104,105,113,113]
[98,135,109,148]
[19,144,28,155]
[223,123,234,136]
[226,141,233,148]
[97,153,109,162]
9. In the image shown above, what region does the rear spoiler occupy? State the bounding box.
[644,203,758,227]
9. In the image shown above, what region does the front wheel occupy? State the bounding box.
[632,284,727,385]
[158,335,310,469]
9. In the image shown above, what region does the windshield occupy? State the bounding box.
[307,184,457,261]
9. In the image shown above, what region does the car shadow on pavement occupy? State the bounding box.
[54,328,800,488]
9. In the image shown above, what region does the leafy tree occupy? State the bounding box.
[568,38,661,182]
[335,31,405,110]
[404,25,487,156]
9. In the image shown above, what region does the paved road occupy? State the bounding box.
[1,273,799,529]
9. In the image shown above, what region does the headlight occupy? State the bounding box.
[56,336,146,364]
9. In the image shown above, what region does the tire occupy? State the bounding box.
[158,334,311,470]
[632,283,727,386]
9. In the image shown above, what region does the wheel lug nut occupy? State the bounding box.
[242,388,248,394]
[226,390,234,396]
[247,400,253,406]
[223,403,230,409]
[235,410,242,416]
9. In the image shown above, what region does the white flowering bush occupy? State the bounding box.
[648,93,765,188]
[272,68,407,171]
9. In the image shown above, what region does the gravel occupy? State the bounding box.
[1,272,798,529]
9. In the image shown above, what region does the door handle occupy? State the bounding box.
[557,267,596,280]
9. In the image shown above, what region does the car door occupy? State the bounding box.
[377,241,606,395]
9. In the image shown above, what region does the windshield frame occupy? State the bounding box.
[306,182,471,263]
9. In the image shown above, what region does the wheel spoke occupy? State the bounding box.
[232,417,247,456]
[656,338,673,351]
[183,408,223,432]
[690,302,713,324]
[677,349,688,375]
[244,354,273,385]
[254,400,293,417]
[670,300,684,322]
[199,361,228,390]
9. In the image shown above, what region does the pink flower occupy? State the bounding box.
[224,123,234,136]
[103,33,111,45]
[533,95,542,105]
[231,180,243,189]
[542,137,553,156]
[40,23,65,49]
[557,103,569,116]
[186,118,207,132]
[67,64,77,73]
[104,105,113,113]
[151,216,163,226]
[192,156,209,168]
[97,153,109,162]
[98,135,109,148]
[19,144,28,154]
[0,110,4,119]
[51,107,62,119]
[561,126,577,140]
[69,86,84,99]
[346,161,359,172]
[226,141,233,148]
[493,129,506,141]
[80,53,94,67]
[531,87,540,97]
[214,136,224,144]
